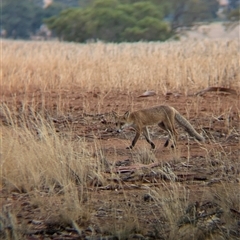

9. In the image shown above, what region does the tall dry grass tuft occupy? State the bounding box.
[1,40,239,95]
[2,116,82,192]
[145,179,240,240]
[0,105,109,234]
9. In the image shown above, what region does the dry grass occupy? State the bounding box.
[1,39,239,239]
[0,109,101,238]
[1,39,239,95]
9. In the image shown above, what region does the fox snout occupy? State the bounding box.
[115,122,125,133]
[115,123,123,133]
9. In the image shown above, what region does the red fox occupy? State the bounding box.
[113,105,204,149]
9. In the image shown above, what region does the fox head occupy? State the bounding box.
[112,111,131,133]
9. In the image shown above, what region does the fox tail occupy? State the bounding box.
[175,112,204,142]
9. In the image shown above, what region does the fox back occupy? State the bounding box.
[113,105,175,132]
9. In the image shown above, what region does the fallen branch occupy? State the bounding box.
[112,162,161,173]
[195,87,237,96]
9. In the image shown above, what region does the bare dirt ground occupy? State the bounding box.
[1,88,240,239]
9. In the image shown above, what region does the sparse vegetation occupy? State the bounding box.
[1,39,239,239]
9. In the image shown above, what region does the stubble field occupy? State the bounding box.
[1,39,240,240]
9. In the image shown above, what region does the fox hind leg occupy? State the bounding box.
[164,120,178,148]
[158,122,169,147]
[142,127,155,149]
[158,121,177,148]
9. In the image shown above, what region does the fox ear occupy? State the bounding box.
[124,111,130,119]
[112,111,118,118]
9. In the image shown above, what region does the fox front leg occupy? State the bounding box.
[142,127,155,149]
[126,131,141,149]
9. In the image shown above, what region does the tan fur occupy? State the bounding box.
[113,105,204,149]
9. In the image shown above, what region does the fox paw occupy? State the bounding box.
[126,146,133,149]
[164,140,169,147]
[151,143,155,149]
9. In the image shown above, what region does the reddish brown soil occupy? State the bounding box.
[1,88,239,239]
